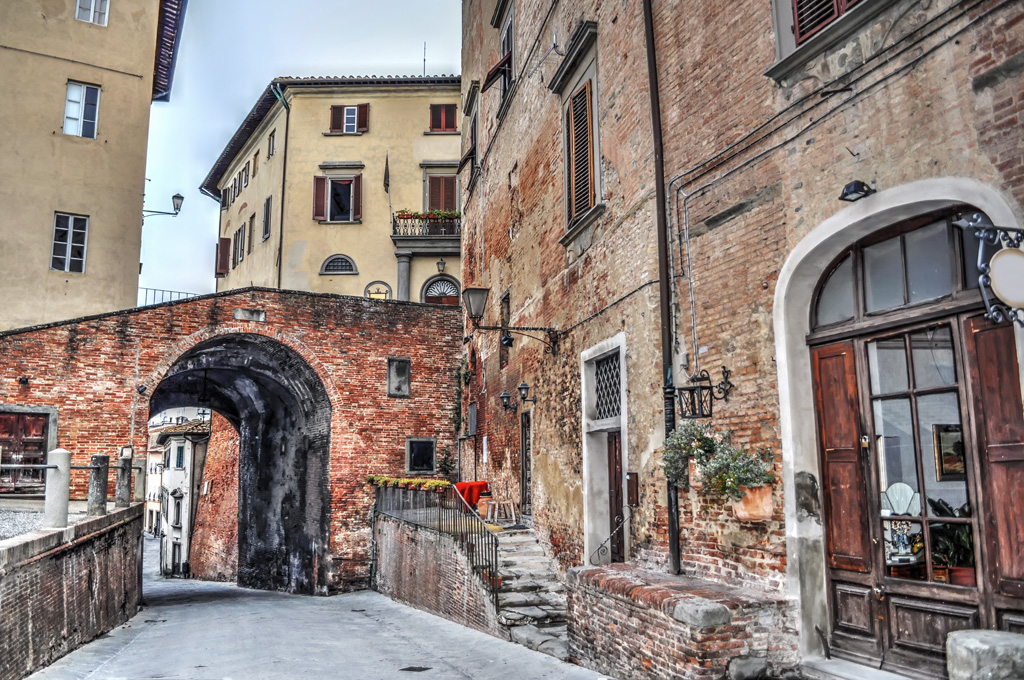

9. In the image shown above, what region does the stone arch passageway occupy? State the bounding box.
[150,334,331,595]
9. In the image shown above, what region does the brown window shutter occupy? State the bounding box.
[253,150,259,176]
[352,173,363,220]
[567,81,595,222]
[220,189,229,209]
[443,176,457,211]
[312,176,328,220]
[357,103,369,132]
[330,105,344,132]
[428,176,443,211]
[444,104,457,131]
[430,104,443,131]
[482,51,511,92]
[792,0,858,44]
[216,237,230,276]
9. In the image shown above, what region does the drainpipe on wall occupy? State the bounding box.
[642,0,681,575]
[272,82,291,290]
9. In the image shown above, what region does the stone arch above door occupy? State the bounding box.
[772,177,1022,658]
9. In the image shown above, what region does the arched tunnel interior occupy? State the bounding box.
[150,334,332,595]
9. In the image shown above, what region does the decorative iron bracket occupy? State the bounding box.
[589,508,632,566]
[676,366,734,419]
[953,212,1024,327]
[471,323,561,355]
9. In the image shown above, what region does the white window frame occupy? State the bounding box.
[75,0,109,26]
[64,82,100,139]
[268,129,276,158]
[342,106,358,134]
[51,212,89,273]
[327,177,356,222]
[262,196,272,240]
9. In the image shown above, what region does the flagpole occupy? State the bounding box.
[385,151,392,219]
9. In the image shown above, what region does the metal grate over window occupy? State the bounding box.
[594,353,620,419]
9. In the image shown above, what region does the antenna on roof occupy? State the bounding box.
[423,42,427,76]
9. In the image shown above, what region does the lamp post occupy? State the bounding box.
[461,287,561,354]
[143,193,184,217]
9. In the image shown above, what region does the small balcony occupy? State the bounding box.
[391,213,461,254]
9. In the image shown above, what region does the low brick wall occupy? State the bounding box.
[567,564,799,680]
[372,514,498,635]
[0,504,144,680]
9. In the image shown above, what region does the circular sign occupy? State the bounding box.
[989,248,1024,307]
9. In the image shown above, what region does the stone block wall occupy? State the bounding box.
[189,412,239,582]
[567,564,798,680]
[0,505,143,680]
[372,514,498,635]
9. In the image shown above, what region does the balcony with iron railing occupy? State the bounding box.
[390,213,462,255]
[137,287,200,307]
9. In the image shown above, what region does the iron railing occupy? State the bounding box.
[137,287,200,307]
[391,217,462,237]
[375,484,499,608]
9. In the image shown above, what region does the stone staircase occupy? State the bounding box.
[495,528,570,661]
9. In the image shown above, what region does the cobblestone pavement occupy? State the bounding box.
[0,509,86,540]
[29,536,614,680]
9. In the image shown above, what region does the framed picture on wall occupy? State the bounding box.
[933,424,965,482]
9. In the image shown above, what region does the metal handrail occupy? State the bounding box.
[391,217,462,237]
[589,507,632,566]
[375,484,500,609]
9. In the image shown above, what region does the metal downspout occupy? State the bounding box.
[642,0,680,574]
[272,83,291,290]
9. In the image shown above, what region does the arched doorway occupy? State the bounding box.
[149,333,332,595]
[774,179,1024,677]
[421,275,460,305]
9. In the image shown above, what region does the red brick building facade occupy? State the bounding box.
[460,0,1024,676]
[0,289,461,594]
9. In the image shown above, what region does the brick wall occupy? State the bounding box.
[0,505,143,680]
[0,288,462,592]
[189,412,239,581]
[372,514,498,635]
[567,564,799,680]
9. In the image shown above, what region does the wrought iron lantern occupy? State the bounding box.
[676,367,734,419]
[838,180,875,202]
[952,211,1024,327]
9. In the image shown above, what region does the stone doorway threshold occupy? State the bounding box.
[803,657,913,680]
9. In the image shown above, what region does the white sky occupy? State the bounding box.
[140,1,463,295]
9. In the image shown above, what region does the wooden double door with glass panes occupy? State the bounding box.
[813,316,1024,677]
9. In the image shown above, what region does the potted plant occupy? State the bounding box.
[928,499,975,586]
[664,422,774,521]
[436,447,457,482]
[395,209,413,219]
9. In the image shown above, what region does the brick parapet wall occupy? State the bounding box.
[189,413,239,582]
[0,504,143,680]
[372,514,499,636]
[567,564,798,680]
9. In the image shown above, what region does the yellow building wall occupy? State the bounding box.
[216,84,462,302]
[0,0,160,330]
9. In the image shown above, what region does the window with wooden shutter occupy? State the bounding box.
[430,104,457,131]
[429,176,457,211]
[216,237,230,277]
[262,196,272,240]
[566,80,595,224]
[253,150,259,177]
[352,173,363,220]
[313,176,328,220]
[356,103,369,132]
[792,0,862,44]
[220,189,229,210]
[247,214,255,254]
[330,105,345,132]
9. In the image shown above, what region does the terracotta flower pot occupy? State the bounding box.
[731,484,773,522]
[949,566,976,587]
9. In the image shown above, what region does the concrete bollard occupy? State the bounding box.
[115,454,132,508]
[43,448,71,529]
[133,458,145,502]
[87,454,109,516]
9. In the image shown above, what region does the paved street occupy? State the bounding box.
[29,537,612,680]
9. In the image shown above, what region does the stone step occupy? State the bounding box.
[498,591,566,609]
[501,578,565,594]
[497,605,566,627]
[508,624,570,662]
[501,568,564,583]
[500,557,552,569]
[498,546,546,558]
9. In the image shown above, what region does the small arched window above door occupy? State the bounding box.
[320,254,357,275]
[423,276,460,305]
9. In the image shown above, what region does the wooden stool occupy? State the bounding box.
[495,499,517,524]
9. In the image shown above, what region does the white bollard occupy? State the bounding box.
[43,448,71,529]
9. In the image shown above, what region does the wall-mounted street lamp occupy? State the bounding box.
[500,381,537,413]
[436,258,447,273]
[952,211,1024,327]
[838,181,875,202]
[677,366,734,419]
[462,287,561,354]
[143,193,184,217]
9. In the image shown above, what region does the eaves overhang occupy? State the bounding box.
[152,0,187,102]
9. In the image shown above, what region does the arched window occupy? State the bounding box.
[364,281,392,300]
[319,254,357,275]
[422,276,460,305]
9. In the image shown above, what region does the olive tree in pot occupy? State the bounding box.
[663,421,774,522]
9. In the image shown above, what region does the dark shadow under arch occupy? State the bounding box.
[150,333,331,595]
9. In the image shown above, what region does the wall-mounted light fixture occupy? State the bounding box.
[500,381,537,413]
[677,367,734,419]
[838,181,875,202]
[436,258,447,273]
[143,193,184,217]
[462,287,561,354]
[17,376,29,385]
[952,211,1024,327]
[136,385,147,394]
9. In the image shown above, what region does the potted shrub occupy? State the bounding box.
[436,447,457,482]
[395,209,413,219]
[663,420,719,490]
[928,499,975,587]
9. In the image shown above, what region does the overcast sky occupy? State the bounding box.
[140,1,462,295]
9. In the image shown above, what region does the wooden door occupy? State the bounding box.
[607,431,624,563]
[811,342,881,664]
[964,315,1024,629]
[0,413,48,493]
[520,412,532,517]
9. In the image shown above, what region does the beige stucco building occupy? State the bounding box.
[202,76,463,304]
[0,0,186,331]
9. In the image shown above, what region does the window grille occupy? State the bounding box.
[594,353,620,419]
[322,255,355,274]
[426,279,459,297]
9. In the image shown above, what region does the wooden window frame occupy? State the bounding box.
[313,174,363,222]
[247,214,255,254]
[267,129,276,158]
[262,196,272,241]
[792,0,863,45]
[329,104,369,134]
[565,80,596,226]
[430,104,458,132]
[252,150,259,177]
[215,236,230,277]
[427,175,458,212]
